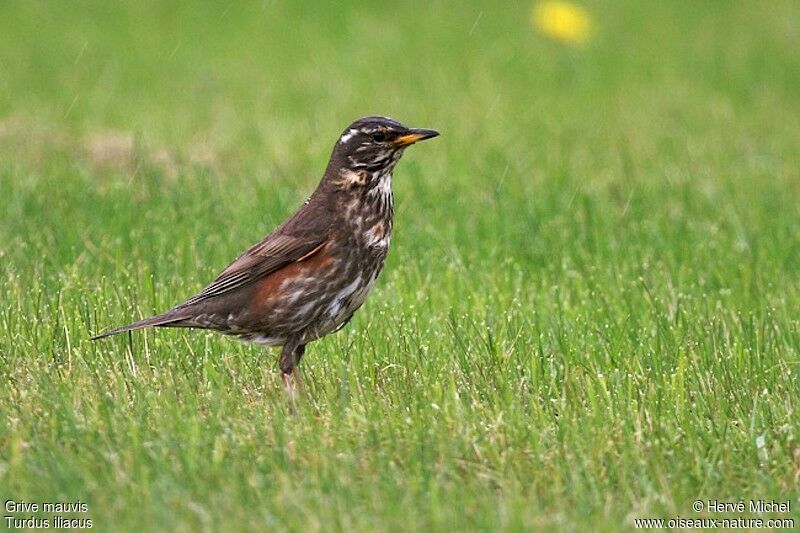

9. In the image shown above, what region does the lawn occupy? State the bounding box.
[1,1,799,530]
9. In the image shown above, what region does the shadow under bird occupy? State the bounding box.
[92,116,439,398]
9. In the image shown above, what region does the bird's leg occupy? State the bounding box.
[279,340,306,411]
[291,344,306,389]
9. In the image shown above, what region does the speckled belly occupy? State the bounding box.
[228,238,388,346]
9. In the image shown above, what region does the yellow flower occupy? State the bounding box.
[531,1,592,45]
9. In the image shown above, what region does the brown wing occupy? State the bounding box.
[180,234,326,306]
[180,192,334,307]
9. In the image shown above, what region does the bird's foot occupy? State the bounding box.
[281,368,303,414]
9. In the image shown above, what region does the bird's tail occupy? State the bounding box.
[90,310,191,340]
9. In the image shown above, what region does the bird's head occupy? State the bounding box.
[325,116,439,190]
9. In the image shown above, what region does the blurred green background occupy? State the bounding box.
[1,1,799,531]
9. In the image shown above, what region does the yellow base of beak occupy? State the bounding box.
[393,128,440,147]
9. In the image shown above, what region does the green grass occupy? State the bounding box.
[1,0,799,530]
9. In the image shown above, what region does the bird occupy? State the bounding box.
[91,116,439,400]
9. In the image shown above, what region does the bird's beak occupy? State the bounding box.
[393,128,440,147]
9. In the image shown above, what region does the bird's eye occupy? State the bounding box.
[371,131,387,142]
